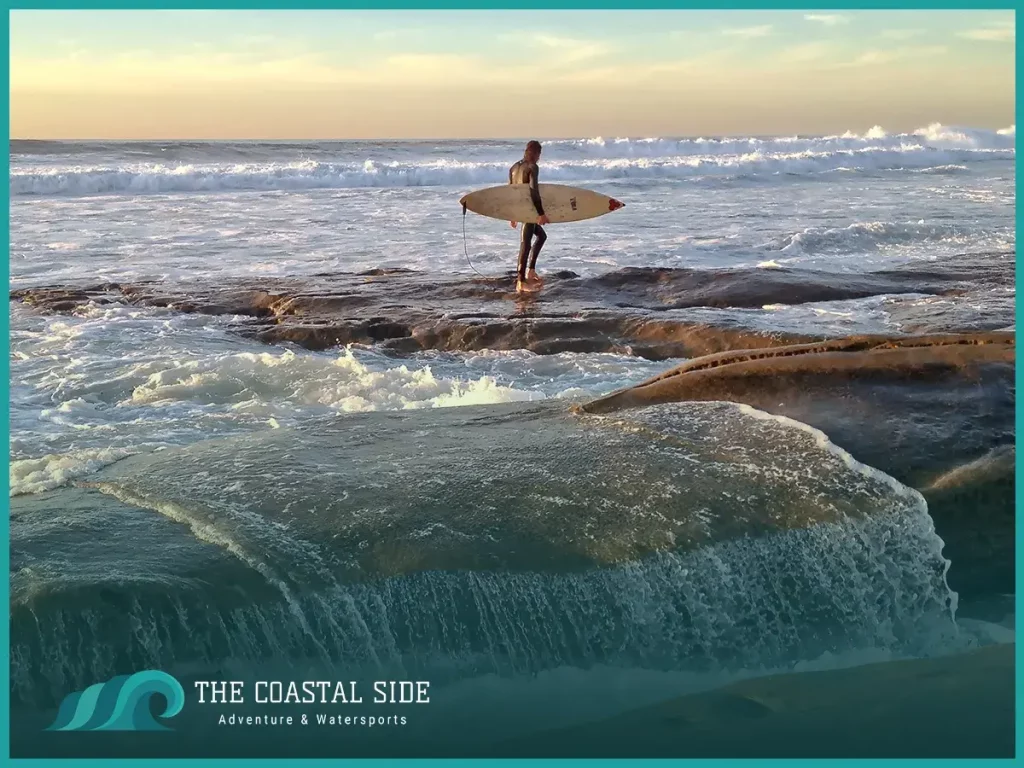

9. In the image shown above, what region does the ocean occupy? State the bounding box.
[8,124,1016,757]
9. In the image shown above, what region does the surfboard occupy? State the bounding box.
[460,183,625,225]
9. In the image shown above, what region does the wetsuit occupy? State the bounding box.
[509,157,546,282]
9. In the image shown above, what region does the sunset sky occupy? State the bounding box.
[10,9,1016,139]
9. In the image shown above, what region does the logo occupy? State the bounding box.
[46,670,185,732]
[569,196,578,211]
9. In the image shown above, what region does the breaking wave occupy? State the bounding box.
[11,401,964,709]
[10,123,1014,197]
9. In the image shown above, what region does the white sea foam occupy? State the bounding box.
[10,447,136,497]
[913,122,1016,149]
[11,304,666,493]
[550,123,1014,156]
[775,220,982,254]
[10,125,1013,197]
[126,347,546,412]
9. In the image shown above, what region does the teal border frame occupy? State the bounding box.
[3,2,1019,766]
[3,2,1021,8]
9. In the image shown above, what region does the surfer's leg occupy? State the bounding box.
[518,224,536,280]
[517,224,536,292]
[526,225,546,285]
[529,225,546,268]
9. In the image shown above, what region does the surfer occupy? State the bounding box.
[509,140,550,294]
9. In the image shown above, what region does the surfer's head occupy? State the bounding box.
[525,140,542,162]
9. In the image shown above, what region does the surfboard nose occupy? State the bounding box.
[609,198,624,211]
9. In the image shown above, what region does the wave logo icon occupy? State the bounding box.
[46,670,186,732]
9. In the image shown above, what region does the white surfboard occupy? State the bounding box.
[460,183,625,224]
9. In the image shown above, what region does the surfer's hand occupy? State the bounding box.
[538,214,550,226]
[510,221,518,228]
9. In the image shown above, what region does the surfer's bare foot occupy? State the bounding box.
[525,269,544,286]
[516,279,539,294]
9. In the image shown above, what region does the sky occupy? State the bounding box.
[9,9,1016,140]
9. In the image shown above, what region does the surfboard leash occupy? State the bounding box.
[461,202,488,279]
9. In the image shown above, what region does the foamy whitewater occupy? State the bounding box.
[9,123,1015,475]
[8,125,1016,757]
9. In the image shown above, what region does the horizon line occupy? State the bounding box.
[10,124,1016,144]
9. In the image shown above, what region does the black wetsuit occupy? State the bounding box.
[509,157,546,281]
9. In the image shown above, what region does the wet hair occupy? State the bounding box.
[525,140,542,155]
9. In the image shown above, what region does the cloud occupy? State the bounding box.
[226,34,321,60]
[233,34,277,46]
[530,34,614,64]
[372,28,422,42]
[804,14,849,26]
[0,20,980,99]
[381,53,479,73]
[12,31,622,93]
[958,21,1014,42]
[13,44,632,93]
[10,48,468,90]
[880,29,925,41]
[776,42,831,64]
[844,45,947,67]
[721,25,773,39]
